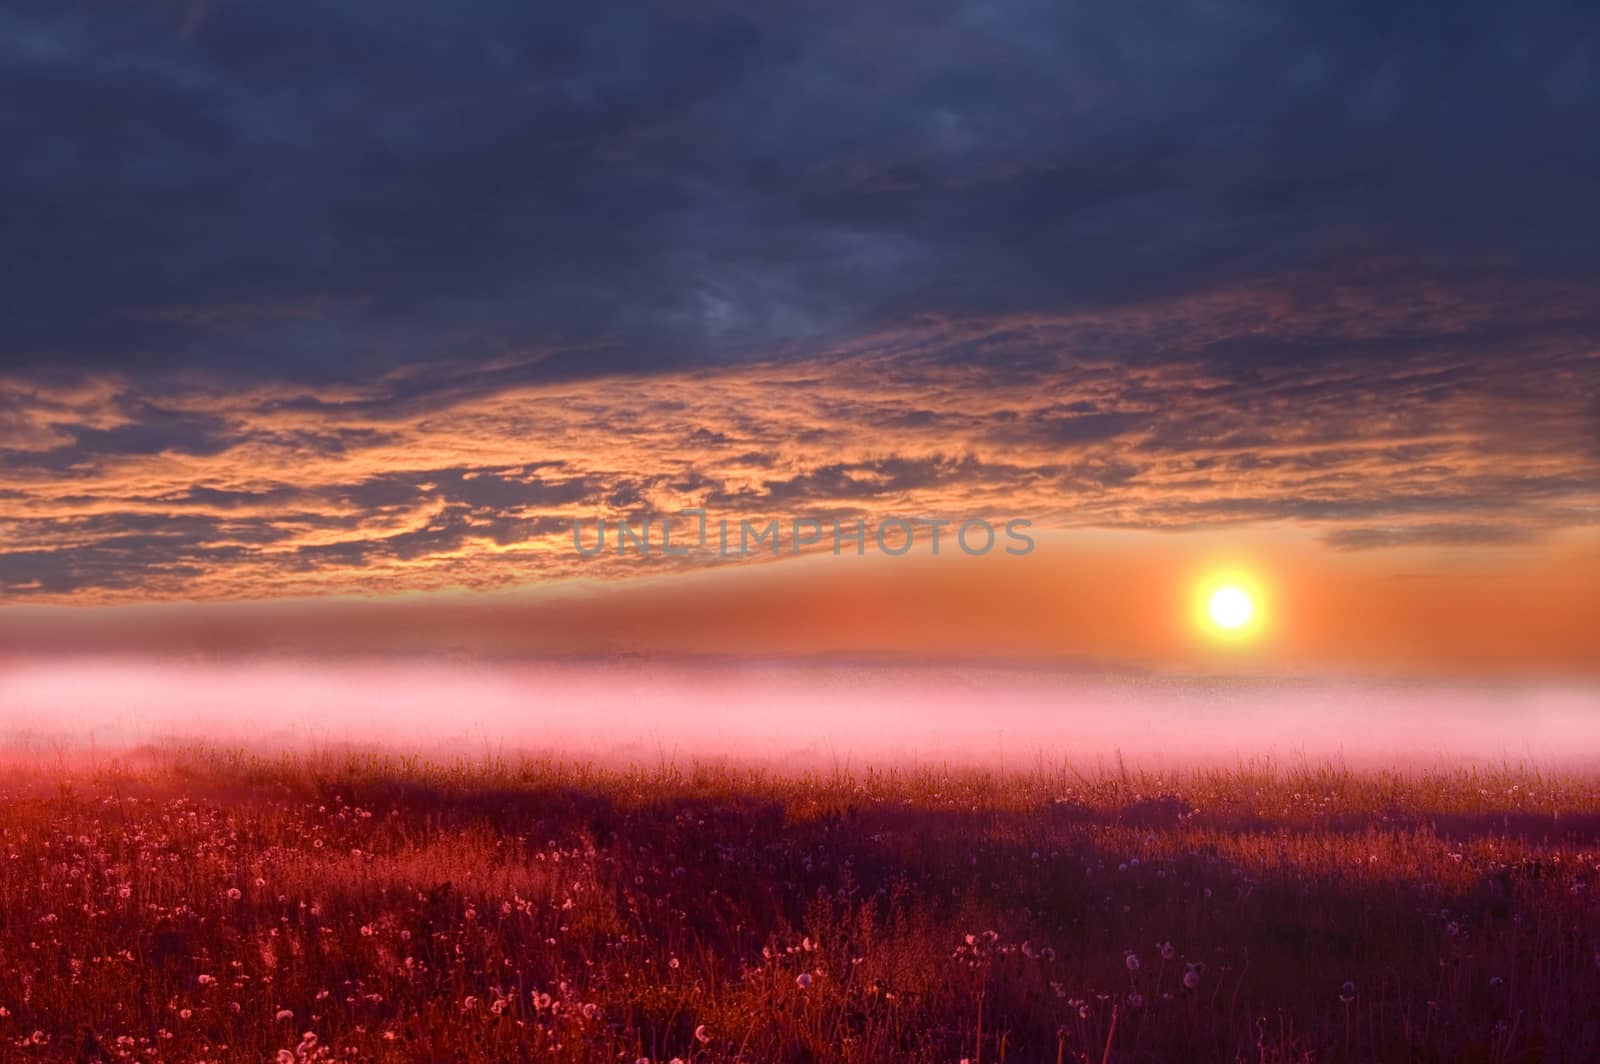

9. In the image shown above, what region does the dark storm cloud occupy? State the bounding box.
[339,468,600,512]
[3,0,1598,382]
[43,404,235,462]
[1322,523,1541,551]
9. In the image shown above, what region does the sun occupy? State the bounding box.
[1207,585,1254,629]
[1193,570,1266,642]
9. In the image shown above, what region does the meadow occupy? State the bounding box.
[2,747,1599,1063]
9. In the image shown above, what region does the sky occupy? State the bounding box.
[1,1,1597,679]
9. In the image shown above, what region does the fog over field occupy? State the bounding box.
[3,657,1595,770]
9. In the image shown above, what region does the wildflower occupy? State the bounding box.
[226,887,242,901]
[1041,946,1056,962]
[275,1009,294,1023]
[581,1003,597,1019]
[197,974,214,986]
[1339,981,1356,1004]
[1125,952,1140,973]
[695,1024,711,1044]
[1157,941,1175,961]
[796,972,813,989]
[276,1053,295,1064]
[1183,968,1200,990]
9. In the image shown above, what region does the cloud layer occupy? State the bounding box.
[1,2,1598,603]
[2,274,1595,600]
[4,0,1599,376]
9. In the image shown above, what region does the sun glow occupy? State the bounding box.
[1194,570,1267,643]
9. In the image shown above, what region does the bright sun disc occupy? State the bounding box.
[1208,586,1254,629]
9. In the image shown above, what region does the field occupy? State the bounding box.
[2,748,1599,1063]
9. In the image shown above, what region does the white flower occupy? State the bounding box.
[1183,969,1200,990]
[1124,952,1140,973]
[796,972,813,989]
[694,1024,711,1043]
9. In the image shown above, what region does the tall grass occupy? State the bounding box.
[1,746,1597,1061]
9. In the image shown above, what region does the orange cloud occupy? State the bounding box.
[0,276,1595,610]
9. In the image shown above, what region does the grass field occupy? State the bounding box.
[2,747,1599,1062]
